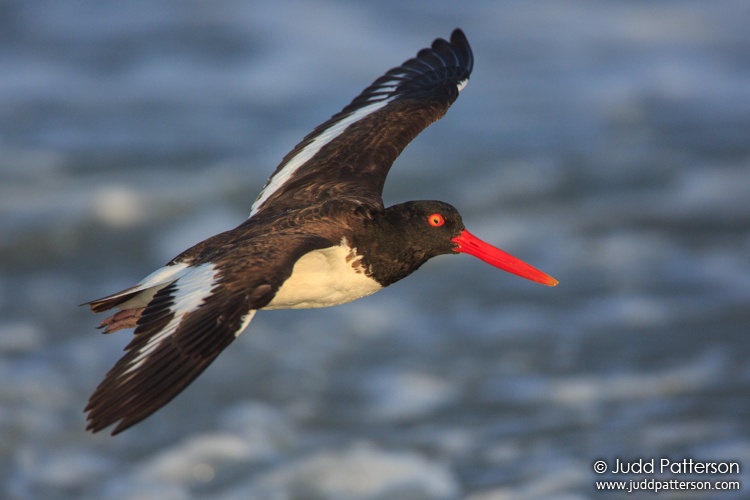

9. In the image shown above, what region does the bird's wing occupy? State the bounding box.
[85,235,328,435]
[250,29,473,217]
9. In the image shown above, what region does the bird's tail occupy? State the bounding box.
[83,263,190,332]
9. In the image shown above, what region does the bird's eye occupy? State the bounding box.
[428,213,445,227]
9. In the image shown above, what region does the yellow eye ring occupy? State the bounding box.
[428,213,445,227]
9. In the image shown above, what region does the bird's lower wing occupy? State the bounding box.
[85,262,272,435]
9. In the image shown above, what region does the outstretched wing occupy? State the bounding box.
[250,29,474,217]
[85,235,328,435]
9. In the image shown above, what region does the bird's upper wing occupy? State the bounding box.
[250,29,473,217]
[85,234,329,435]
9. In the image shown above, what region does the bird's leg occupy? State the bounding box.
[97,307,145,334]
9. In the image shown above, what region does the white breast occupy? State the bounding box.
[264,240,382,310]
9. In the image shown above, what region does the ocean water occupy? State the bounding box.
[2,1,750,498]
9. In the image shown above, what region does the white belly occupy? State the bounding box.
[264,242,382,310]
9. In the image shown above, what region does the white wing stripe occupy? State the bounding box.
[249,96,395,216]
[235,310,256,338]
[122,263,219,376]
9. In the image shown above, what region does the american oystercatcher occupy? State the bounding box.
[84,29,557,435]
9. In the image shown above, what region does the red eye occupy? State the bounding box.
[428,213,445,227]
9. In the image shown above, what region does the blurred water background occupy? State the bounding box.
[2,1,750,498]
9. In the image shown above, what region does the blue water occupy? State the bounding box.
[2,1,750,498]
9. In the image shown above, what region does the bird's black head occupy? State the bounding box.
[360,200,558,288]
[381,200,465,257]
[355,200,463,285]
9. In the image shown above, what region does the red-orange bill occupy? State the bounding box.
[451,229,558,286]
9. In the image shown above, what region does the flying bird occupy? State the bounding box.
[84,29,557,435]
